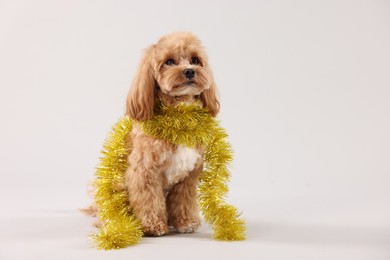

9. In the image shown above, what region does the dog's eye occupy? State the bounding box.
[165,59,175,66]
[191,57,200,65]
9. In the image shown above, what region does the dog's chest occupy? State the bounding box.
[164,145,201,186]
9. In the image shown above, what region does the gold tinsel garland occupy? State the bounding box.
[92,101,246,249]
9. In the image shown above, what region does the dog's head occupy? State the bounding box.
[126,32,219,121]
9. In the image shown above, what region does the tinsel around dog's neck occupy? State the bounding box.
[140,99,218,147]
[93,100,246,249]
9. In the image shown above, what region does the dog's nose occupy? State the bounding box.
[183,68,195,79]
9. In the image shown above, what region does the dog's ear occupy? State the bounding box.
[201,75,220,117]
[126,46,155,121]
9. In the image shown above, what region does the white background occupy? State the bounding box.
[0,0,389,259]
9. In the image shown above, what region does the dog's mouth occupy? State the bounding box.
[173,80,196,88]
[169,80,203,96]
[184,80,195,86]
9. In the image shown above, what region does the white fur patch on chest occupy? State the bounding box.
[165,145,200,186]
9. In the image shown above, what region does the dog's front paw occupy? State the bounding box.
[173,219,201,234]
[176,222,200,233]
[142,220,169,237]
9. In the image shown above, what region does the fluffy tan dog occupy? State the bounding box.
[87,32,219,236]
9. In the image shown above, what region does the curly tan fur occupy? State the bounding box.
[86,32,220,236]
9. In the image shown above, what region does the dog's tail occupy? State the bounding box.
[80,180,98,217]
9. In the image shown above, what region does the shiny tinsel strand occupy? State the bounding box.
[92,214,143,250]
[92,101,246,249]
[198,125,246,241]
[93,117,143,249]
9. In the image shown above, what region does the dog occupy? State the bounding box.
[85,32,220,236]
